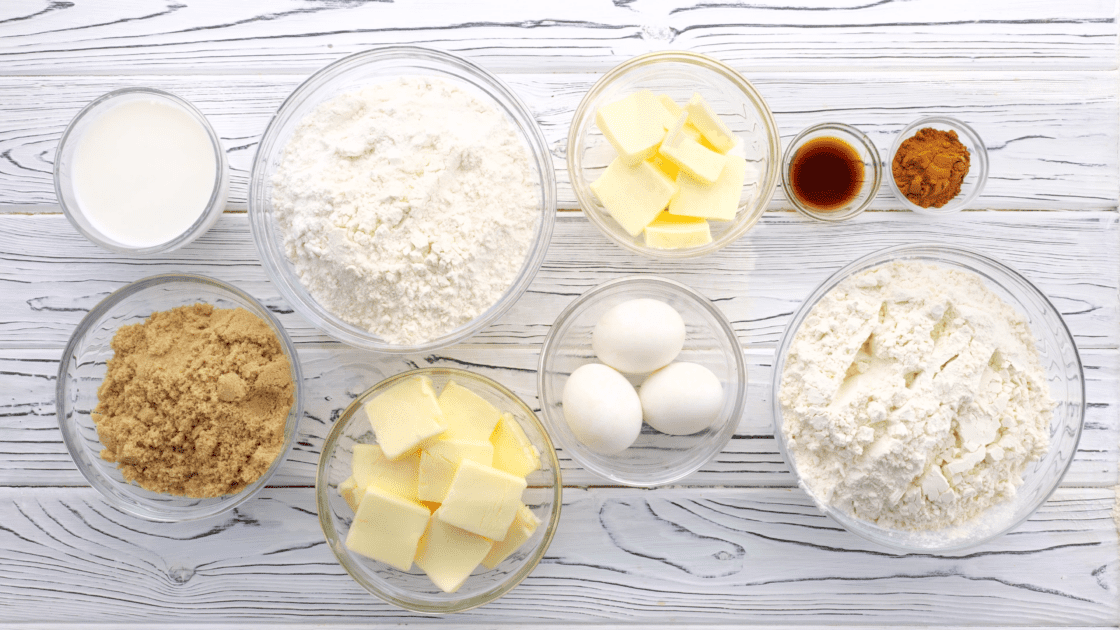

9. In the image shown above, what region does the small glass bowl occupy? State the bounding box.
[781,122,882,222]
[56,274,304,522]
[567,51,781,259]
[249,46,556,353]
[54,88,229,254]
[772,244,1084,552]
[317,368,561,613]
[887,116,988,215]
[538,276,746,486]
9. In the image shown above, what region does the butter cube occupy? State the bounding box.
[685,92,736,153]
[658,94,684,121]
[339,475,360,512]
[418,450,458,504]
[438,380,502,442]
[438,459,527,540]
[659,112,728,185]
[643,213,712,250]
[352,443,421,502]
[345,486,431,571]
[647,153,679,181]
[415,510,494,593]
[669,155,748,222]
[590,158,679,237]
[481,503,542,569]
[490,413,540,478]
[364,375,446,460]
[427,438,494,468]
[595,90,672,165]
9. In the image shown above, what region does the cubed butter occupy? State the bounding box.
[364,375,445,460]
[595,90,673,165]
[481,503,542,569]
[647,153,679,181]
[438,459,527,540]
[415,510,494,593]
[345,486,431,572]
[339,475,360,512]
[590,158,679,237]
[352,443,421,502]
[669,155,747,222]
[659,112,728,185]
[490,412,541,478]
[685,92,736,153]
[643,213,712,250]
[437,380,502,442]
[658,94,684,120]
[417,450,458,503]
[426,438,494,468]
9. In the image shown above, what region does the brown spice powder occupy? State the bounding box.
[92,304,295,498]
[892,127,971,208]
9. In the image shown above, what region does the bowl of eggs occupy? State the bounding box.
[537,276,746,486]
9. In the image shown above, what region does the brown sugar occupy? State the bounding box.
[92,304,295,498]
[892,127,970,208]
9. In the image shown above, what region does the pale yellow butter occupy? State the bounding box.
[364,375,445,460]
[685,92,736,153]
[669,155,747,222]
[352,443,421,502]
[415,510,494,593]
[339,475,360,512]
[491,412,541,478]
[647,153,680,181]
[595,89,672,165]
[345,486,431,572]
[437,380,502,442]
[438,459,527,540]
[417,450,457,503]
[643,213,712,249]
[659,112,728,185]
[590,157,679,237]
[481,503,542,569]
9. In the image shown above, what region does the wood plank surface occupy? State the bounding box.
[0,71,1116,210]
[0,0,1114,74]
[0,486,1113,625]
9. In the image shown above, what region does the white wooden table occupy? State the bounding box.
[2,1,1118,627]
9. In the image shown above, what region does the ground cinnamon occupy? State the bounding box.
[892,127,970,208]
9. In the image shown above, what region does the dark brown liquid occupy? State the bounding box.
[789,136,864,212]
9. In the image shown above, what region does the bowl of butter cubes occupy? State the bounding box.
[567,51,781,258]
[316,367,562,613]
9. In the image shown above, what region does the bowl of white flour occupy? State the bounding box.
[773,244,1084,552]
[249,47,555,351]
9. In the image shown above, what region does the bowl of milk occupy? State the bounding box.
[54,88,229,254]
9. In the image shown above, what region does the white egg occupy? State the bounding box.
[639,362,724,435]
[592,298,686,374]
[562,363,643,455]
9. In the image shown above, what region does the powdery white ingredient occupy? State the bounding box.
[271,77,539,345]
[780,261,1053,531]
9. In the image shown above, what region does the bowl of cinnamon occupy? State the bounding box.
[887,116,988,216]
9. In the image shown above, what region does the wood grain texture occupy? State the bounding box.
[0,0,1115,74]
[0,486,1113,625]
[4,345,1114,488]
[0,71,1116,210]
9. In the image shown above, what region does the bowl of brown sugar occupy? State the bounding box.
[57,274,303,522]
[887,116,988,216]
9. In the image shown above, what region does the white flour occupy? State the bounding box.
[780,261,1053,530]
[271,77,539,345]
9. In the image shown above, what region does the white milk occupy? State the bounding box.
[72,98,217,248]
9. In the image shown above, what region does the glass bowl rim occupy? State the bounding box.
[566,49,782,260]
[247,45,557,353]
[56,272,305,522]
[315,366,563,613]
[885,115,989,216]
[781,121,883,223]
[770,242,1085,552]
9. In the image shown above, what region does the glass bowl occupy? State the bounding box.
[887,116,988,215]
[772,244,1084,552]
[248,46,556,353]
[567,51,781,259]
[781,122,882,222]
[317,367,561,613]
[538,276,747,486]
[56,274,304,522]
[54,88,229,255]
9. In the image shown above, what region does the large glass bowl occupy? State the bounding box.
[772,244,1084,552]
[249,46,556,353]
[316,368,562,613]
[56,274,304,522]
[538,276,747,486]
[567,51,781,259]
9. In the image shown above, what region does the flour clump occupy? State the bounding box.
[271,77,539,345]
[779,261,1053,530]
